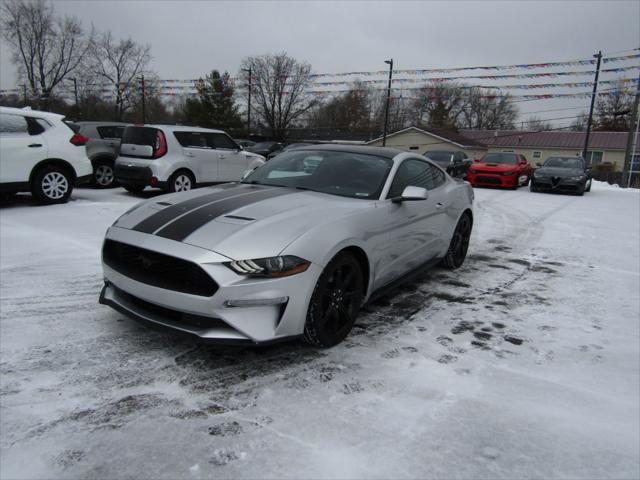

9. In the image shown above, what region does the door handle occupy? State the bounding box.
[28,143,42,148]
[436,202,445,209]
[184,151,194,157]
[219,155,226,159]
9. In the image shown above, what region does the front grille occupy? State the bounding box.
[115,165,151,181]
[476,176,502,184]
[103,240,218,297]
[113,285,227,330]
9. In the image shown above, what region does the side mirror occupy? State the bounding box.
[474,158,480,163]
[520,159,528,165]
[392,186,429,204]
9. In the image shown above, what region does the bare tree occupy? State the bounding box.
[240,52,317,139]
[408,82,466,129]
[595,80,634,131]
[524,116,554,131]
[90,30,151,121]
[310,81,373,131]
[1,0,92,110]
[570,111,589,131]
[459,88,518,130]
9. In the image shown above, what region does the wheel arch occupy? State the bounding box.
[168,167,196,183]
[90,154,116,168]
[29,158,77,184]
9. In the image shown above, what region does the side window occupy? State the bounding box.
[0,113,29,135]
[211,133,238,150]
[34,118,51,132]
[388,159,446,198]
[174,131,210,149]
[97,125,124,139]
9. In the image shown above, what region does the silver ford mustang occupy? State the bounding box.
[100,145,474,347]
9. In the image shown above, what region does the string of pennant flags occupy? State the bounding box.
[1,53,637,98]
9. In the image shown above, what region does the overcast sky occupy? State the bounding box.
[1,0,639,123]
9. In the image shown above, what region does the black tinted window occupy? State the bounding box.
[389,159,446,198]
[425,151,453,165]
[97,125,124,139]
[212,133,237,150]
[0,113,29,134]
[173,131,211,148]
[122,127,158,147]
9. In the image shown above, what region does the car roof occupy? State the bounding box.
[292,143,404,159]
[138,124,226,134]
[76,121,130,126]
[0,106,65,121]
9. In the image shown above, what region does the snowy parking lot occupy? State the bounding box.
[1,183,639,479]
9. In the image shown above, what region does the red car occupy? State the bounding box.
[466,153,532,189]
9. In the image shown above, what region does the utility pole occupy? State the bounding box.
[139,75,146,124]
[72,78,79,120]
[622,72,640,188]
[242,67,252,136]
[382,58,393,147]
[582,50,602,162]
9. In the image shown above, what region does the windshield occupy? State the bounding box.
[543,157,585,169]
[242,150,393,200]
[482,153,518,165]
[425,151,453,165]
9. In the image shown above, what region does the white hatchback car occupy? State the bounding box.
[0,107,93,204]
[115,125,265,193]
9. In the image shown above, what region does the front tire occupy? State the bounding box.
[530,182,539,192]
[441,213,472,269]
[585,179,592,192]
[304,252,365,348]
[167,170,195,193]
[93,160,116,188]
[31,165,73,204]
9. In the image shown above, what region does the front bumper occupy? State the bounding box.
[99,227,321,344]
[467,172,520,188]
[532,177,585,192]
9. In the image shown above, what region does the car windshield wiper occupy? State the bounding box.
[241,180,284,187]
[294,186,323,193]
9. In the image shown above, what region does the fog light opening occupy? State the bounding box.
[225,297,289,308]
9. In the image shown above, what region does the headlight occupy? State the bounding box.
[225,255,310,278]
[569,176,586,181]
[501,171,515,176]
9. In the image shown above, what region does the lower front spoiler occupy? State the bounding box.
[533,181,583,193]
[99,282,297,346]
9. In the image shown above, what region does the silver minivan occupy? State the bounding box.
[114,125,265,193]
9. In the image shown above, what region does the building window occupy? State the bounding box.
[409,145,420,150]
[533,151,542,159]
[631,154,640,172]
[585,151,604,166]
[502,149,515,153]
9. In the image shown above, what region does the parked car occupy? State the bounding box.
[0,106,93,204]
[114,125,265,193]
[234,138,255,149]
[530,156,592,195]
[75,121,129,188]
[246,141,284,158]
[424,150,472,177]
[99,145,474,347]
[266,142,315,160]
[466,152,532,189]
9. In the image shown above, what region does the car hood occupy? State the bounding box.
[113,184,371,259]
[535,167,585,177]
[471,163,518,172]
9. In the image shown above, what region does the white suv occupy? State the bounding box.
[0,107,93,204]
[115,125,265,193]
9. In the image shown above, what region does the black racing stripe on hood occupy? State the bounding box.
[131,183,251,234]
[155,188,295,242]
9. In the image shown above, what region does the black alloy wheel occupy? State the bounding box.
[304,252,365,347]
[442,214,472,269]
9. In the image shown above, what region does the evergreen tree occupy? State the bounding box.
[181,70,243,133]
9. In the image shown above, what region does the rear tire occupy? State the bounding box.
[441,213,472,269]
[167,170,195,193]
[93,159,116,188]
[31,165,73,204]
[304,252,365,348]
[124,185,145,194]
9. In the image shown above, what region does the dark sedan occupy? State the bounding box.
[246,141,285,158]
[530,156,592,195]
[423,150,472,177]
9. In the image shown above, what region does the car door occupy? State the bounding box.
[212,133,247,181]
[96,125,125,157]
[376,158,449,287]
[0,112,48,183]
[173,131,218,181]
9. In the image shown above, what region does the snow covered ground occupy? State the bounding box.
[1,183,638,479]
